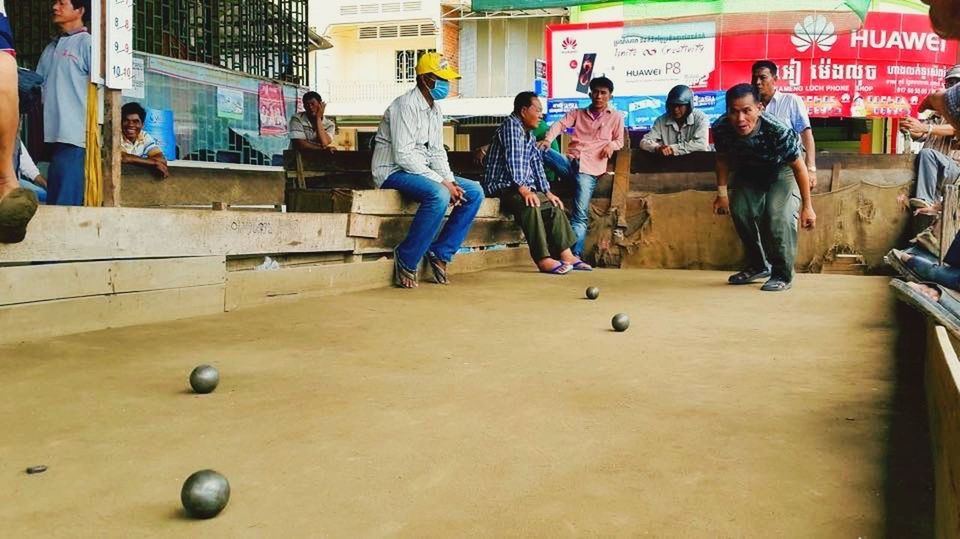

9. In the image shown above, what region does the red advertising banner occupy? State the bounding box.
[258,82,288,136]
[546,11,958,119]
[713,12,958,118]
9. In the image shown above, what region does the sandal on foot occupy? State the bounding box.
[426,252,449,285]
[540,263,572,275]
[760,278,792,292]
[728,268,771,285]
[393,250,418,288]
[570,260,593,271]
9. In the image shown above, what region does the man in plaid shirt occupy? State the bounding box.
[482,92,591,274]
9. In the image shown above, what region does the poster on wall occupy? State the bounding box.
[258,83,288,136]
[546,11,958,128]
[217,88,245,120]
[143,108,176,161]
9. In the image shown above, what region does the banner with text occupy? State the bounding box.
[546,11,958,127]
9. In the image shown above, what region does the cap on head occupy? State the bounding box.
[946,64,960,82]
[415,52,461,80]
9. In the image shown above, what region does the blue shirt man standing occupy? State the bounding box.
[37,0,91,206]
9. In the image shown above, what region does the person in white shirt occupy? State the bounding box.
[371,52,484,289]
[17,141,46,203]
[752,60,818,187]
[639,85,710,156]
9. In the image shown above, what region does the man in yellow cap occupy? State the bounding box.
[371,52,484,289]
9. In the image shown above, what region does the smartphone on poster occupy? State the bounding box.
[576,53,597,94]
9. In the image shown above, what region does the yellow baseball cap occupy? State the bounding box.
[415,52,461,80]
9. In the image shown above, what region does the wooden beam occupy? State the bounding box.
[941,184,959,265]
[328,189,502,218]
[353,216,523,253]
[120,165,285,207]
[102,90,122,206]
[347,213,380,238]
[224,246,528,311]
[0,284,225,345]
[0,207,355,263]
[0,256,225,306]
[830,162,842,193]
[225,259,394,311]
[929,323,960,538]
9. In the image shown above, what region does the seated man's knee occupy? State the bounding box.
[423,182,451,207]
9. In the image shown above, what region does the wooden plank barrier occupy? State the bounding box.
[0,206,354,263]
[120,164,285,209]
[929,324,960,538]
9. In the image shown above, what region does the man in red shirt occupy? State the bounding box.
[538,76,625,258]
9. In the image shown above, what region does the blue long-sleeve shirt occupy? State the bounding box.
[482,114,550,196]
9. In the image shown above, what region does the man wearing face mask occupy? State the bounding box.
[371,52,484,289]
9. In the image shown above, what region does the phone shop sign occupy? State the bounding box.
[547,21,717,99]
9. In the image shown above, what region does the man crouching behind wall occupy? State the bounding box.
[712,84,816,292]
[371,52,484,289]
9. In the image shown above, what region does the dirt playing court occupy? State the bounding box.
[0,268,932,536]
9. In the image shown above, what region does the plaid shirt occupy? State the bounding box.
[482,114,550,196]
[712,113,801,180]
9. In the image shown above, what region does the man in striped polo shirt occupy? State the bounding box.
[371,52,484,289]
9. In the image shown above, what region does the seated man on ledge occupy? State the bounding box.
[371,52,484,289]
[482,91,590,275]
[120,102,168,178]
[289,91,336,152]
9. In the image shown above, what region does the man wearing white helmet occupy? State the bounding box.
[639,84,710,156]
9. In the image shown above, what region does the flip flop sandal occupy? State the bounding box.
[728,268,771,285]
[760,278,792,292]
[393,250,418,288]
[540,263,572,275]
[426,252,449,285]
[570,260,593,271]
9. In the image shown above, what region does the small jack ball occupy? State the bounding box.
[181,469,231,519]
[611,313,630,332]
[189,365,220,394]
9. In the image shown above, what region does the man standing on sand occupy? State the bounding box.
[712,84,816,292]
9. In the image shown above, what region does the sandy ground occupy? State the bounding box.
[0,268,932,537]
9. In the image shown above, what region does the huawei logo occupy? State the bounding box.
[561,37,577,50]
[791,15,837,52]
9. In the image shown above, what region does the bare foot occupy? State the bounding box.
[908,281,940,302]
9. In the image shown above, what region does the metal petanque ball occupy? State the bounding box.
[585,286,600,300]
[180,469,231,519]
[611,313,630,332]
[189,365,220,394]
